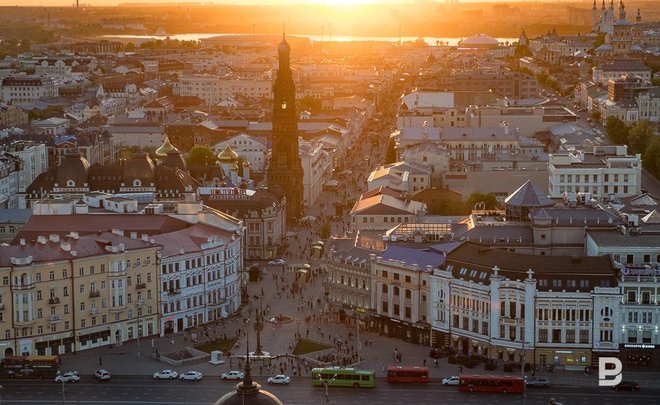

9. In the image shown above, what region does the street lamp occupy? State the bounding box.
[521,341,530,404]
[320,373,338,405]
[132,299,145,358]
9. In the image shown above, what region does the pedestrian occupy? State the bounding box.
[434,359,438,368]
[423,358,426,367]
[459,366,463,373]
[99,356,103,366]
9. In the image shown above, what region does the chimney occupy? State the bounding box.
[49,234,60,243]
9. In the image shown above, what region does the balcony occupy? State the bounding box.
[48,297,60,305]
[89,290,101,298]
[49,314,61,323]
[12,282,35,291]
[167,288,181,296]
[15,318,35,327]
[136,283,147,290]
[109,305,126,313]
[89,308,100,316]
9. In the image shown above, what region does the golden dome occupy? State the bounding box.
[155,136,178,157]
[217,145,239,163]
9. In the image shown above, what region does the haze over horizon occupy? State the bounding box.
[0,0,603,6]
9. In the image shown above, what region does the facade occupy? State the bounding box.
[350,190,427,231]
[153,224,242,335]
[213,134,268,173]
[592,61,652,85]
[430,242,619,369]
[0,76,58,104]
[2,142,48,193]
[325,240,376,317]
[0,153,22,209]
[548,145,642,200]
[267,36,304,222]
[179,75,221,105]
[0,232,160,358]
[299,139,333,208]
[0,104,29,129]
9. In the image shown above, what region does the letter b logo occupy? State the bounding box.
[598,357,622,387]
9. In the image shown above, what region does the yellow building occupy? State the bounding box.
[0,231,160,358]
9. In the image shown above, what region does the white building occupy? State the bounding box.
[179,75,273,105]
[179,74,221,105]
[299,139,333,208]
[430,241,619,369]
[153,223,242,335]
[213,134,267,172]
[548,145,642,200]
[350,188,427,231]
[1,76,57,104]
[367,161,431,195]
[3,141,48,192]
[592,61,652,85]
[0,153,22,208]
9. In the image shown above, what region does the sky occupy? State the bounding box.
[0,0,405,5]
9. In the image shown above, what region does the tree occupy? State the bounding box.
[299,96,321,113]
[593,33,606,49]
[591,110,601,121]
[467,192,499,210]
[627,120,654,154]
[605,116,628,145]
[319,223,331,239]
[643,137,660,179]
[187,146,216,166]
[384,138,397,164]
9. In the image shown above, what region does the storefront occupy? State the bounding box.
[374,315,430,345]
[619,343,660,368]
[535,348,591,371]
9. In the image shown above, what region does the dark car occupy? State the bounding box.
[526,376,550,387]
[612,381,640,391]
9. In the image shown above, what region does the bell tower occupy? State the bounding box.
[267,34,304,222]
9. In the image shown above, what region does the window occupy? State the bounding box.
[405,290,411,299]
[382,301,388,313]
[580,330,589,344]
[627,291,636,303]
[552,329,562,343]
[539,329,548,343]
[566,329,575,343]
[405,307,411,318]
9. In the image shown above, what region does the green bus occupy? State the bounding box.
[311,367,376,388]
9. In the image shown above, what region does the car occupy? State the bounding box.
[179,371,203,381]
[441,375,460,386]
[94,369,111,381]
[612,380,640,391]
[55,371,80,383]
[153,369,178,380]
[268,259,285,265]
[221,370,244,380]
[525,376,550,387]
[267,374,291,385]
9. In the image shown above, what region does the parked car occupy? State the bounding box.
[221,370,244,380]
[267,374,291,385]
[268,259,285,265]
[179,371,203,381]
[153,370,178,380]
[55,371,80,383]
[94,369,111,381]
[441,375,460,386]
[612,381,640,391]
[526,376,550,387]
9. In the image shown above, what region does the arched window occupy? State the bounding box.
[66,179,75,187]
[133,179,142,187]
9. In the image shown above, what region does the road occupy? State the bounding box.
[1,378,659,405]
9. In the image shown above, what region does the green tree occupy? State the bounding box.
[298,96,321,113]
[643,137,660,179]
[627,120,654,154]
[605,116,628,145]
[384,138,397,164]
[187,146,216,166]
[593,33,606,48]
[467,192,499,210]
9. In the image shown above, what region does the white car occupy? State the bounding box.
[179,371,203,381]
[153,369,178,380]
[442,375,460,386]
[268,259,285,265]
[221,370,244,380]
[94,369,111,381]
[267,374,291,385]
[55,371,80,383]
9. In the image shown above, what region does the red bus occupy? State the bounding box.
[458,375,524,394]
[386,366,429,383]
[0,355,60,379]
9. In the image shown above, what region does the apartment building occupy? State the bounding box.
[179,75,273,105]
[1,141,48,192]
[0,76,58,104]
[0,153,22,209]
[548,145,642,200]
[0,232,160,358]
[592,61,652,85]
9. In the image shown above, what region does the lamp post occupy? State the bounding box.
[521,341,529,404]
[133,299,145,358]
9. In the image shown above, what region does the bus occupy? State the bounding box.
[311,367,376,388]
[458,375,524,394]
[1,355,60,379]
[386,366,429,383]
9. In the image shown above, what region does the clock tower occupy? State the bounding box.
[268,35,304,222]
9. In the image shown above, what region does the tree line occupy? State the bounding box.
[605,117,660,179]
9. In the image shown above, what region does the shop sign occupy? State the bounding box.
[623,343,656,349]
[555,350,573,354]
[621,267,660,276]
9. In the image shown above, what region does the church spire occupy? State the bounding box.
[601,0,605,10]
[619,0,625,20]
[636,8,641,23]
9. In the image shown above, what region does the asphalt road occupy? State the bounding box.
[1,377,659,405]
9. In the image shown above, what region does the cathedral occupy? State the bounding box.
[266,35,304,222]
[593,0,639,35]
